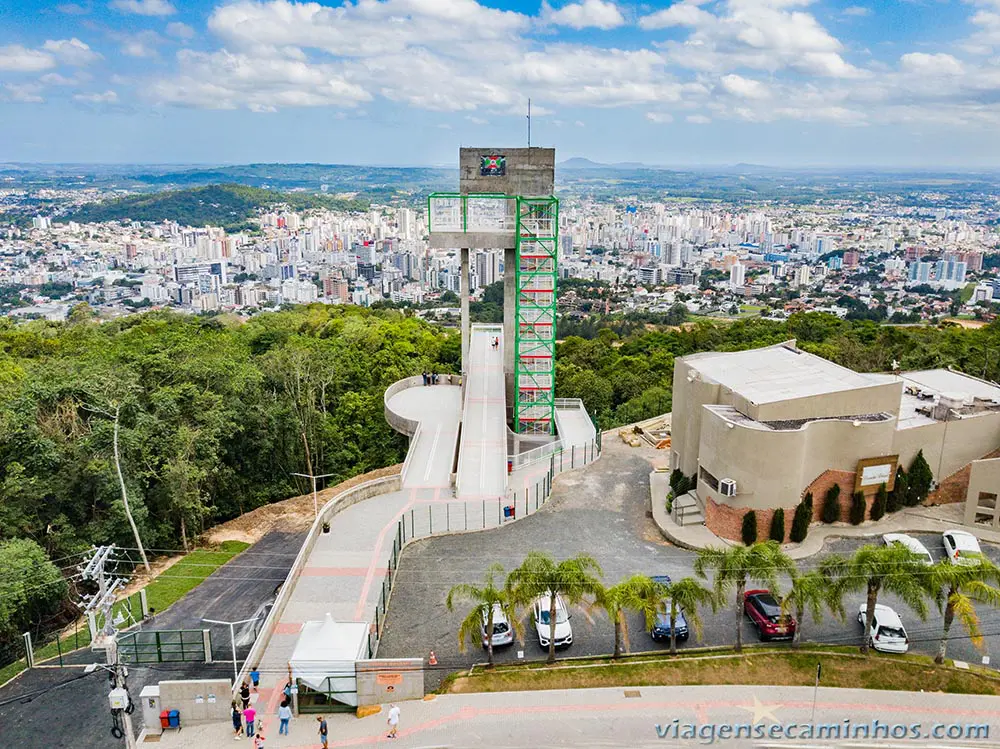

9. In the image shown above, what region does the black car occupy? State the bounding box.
[649,575,690,642]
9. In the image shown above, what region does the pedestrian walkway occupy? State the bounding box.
[153,683,1000,747]
[385,383,461,489]
[456,325,507,500]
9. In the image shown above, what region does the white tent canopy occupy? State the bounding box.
[289,613,369,707]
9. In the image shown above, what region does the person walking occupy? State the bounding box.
[250,666,260,693]
[243,705,256,738]
[253,732,266,749]
[282,681,292,701]
[278,701,292,735]
[386,703,400,739]
[240,681,251,710]
[231,701,244,740]
[317,715,329,748]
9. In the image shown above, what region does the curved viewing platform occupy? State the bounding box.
[384,373,462,489]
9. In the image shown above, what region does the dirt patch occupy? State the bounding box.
[202,464,403,545]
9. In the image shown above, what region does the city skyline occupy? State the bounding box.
[3,0,1000,166]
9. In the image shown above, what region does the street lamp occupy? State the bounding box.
[202,615,265,686]
[291,471,337,517]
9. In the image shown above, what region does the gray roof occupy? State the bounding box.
[686,343,886,405]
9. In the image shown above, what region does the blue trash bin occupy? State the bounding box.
[168,710,180,729]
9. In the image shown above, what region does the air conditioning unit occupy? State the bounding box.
[719,478,737,497]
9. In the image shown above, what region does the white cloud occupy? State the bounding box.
[74,89,118,103]
[686,114,712,123]
[57,2,91,13]
[465,115,488,124]
[0,45,56,72]
[165,22,196,40]
[645,111,674,123]
[40,71,90,85]
[3,83,45,103]
[543,0,626,30]
[109,0,175,16]
[719,73,769,99]
[42,38,102,66]
[640,3,714,29]
[900,52,964,76]
[842,5,870,17]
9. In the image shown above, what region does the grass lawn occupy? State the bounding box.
[0,540,250,687]
[444,648,999,697]
[960,282,976,304]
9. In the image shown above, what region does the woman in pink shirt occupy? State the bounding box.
[243,705,257,737]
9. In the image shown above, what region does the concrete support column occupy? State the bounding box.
[503,246,517,412]
[461,247,470,376]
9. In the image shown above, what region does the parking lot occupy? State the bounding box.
[377,438,1000,688]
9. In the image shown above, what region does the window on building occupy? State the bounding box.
[977,492,997,510]
[699,466,719,491]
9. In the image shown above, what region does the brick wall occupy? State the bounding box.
[705,497,796,543]
[926,448,1000,506]
[803,469,875,523]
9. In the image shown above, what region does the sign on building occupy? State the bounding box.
[854,455,899,493]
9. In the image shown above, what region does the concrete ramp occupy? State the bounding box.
[554,398,597,449]
[386,381,462,489]
[457,325,508,499]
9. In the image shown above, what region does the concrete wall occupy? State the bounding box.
[459,147,555,196]
[158,679,232,726]
[384,374,462,438]
[964,458,1000,528]
[670,357,723,478]
[355,658,424,706]
[750,380,902,422]
[893,412,1000,486]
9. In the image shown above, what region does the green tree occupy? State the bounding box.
[694,541,795,653]
[829,544,930,655]
[790,501,811,543]
[769,509,785,543]
[849,491,866,525]
[907,450,934,506]
[0,539,67,640]
[508,552,604,664]
[741,511,758,545]
[445,563,520,669]
[888,467,907,513]
[821,484,841,524]
[652,576,716,655]
[785,569,845,648]
[928,558,1000,664]
[870,483,888,521]
[595,574,660,659]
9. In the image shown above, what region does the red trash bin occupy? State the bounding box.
[159,710,170,729]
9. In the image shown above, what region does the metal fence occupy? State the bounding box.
[366,433,603,658]
[117,629,208,664]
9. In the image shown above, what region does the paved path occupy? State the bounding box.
[386,384,461,489]
[456,325,507,500]
[152,684,1000,748]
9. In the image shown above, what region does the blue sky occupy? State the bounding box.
[2,0,999,167]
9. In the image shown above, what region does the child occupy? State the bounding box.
[387,703,400,739]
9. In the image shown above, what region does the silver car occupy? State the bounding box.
[480,603,514,648]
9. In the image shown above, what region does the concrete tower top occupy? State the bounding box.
[458,147,555,196]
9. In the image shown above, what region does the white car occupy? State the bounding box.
[882,533,933,565]
[943,529,982,566]
[480,603,514,648]
[532,593,573,649]
[858,603,909,654]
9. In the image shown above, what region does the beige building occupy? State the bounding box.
[672,341,1000,540]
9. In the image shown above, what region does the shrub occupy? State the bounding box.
[741,510,758,545]
[907,450,933,506]
[849,490,866,525]
[669,468,684,492]
[802,491,813,510]
[870,483,888,521]
[790,501,811,542]
[821,484,841,524]
[887,467,906,513]
[769,508,785,543]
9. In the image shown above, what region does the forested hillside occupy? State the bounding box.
[60,184,369,231]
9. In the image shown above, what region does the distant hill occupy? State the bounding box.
[61,183,369,231]
[559,157,648,170]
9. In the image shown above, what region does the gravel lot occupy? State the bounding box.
[377,438,1000,689]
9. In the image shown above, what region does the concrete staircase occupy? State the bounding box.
[672,490,705,526]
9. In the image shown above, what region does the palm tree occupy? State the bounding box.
[595,575,660,659]
[928,557,1000,664]
[445,563,519,668]
[785,568,845,648]
[508,551,604,664]
[829,544,930,656]
[653,577,716,655]
[693,541,795,653]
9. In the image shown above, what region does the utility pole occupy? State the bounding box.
[291,471,336,517]
[527,98,531,148]
[81,546,136,749]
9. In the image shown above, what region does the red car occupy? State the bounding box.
[743,589,796,641]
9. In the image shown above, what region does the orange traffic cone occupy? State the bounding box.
[428,650,438,666]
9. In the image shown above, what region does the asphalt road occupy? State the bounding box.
[377,438,1000,689]
[0,530,303,749]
